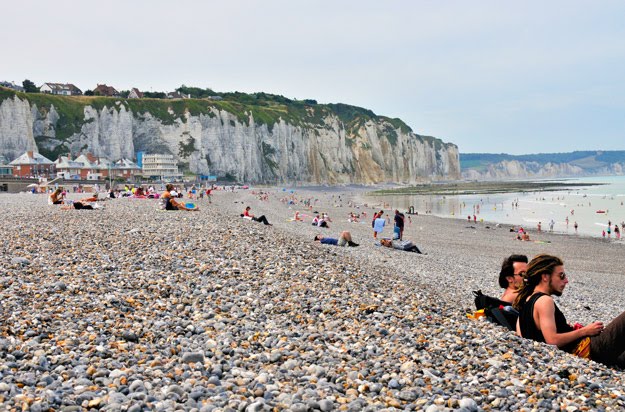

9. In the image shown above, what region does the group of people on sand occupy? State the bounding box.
[49,188,101,210]
[494,253,625,368]
[312,208,424,254]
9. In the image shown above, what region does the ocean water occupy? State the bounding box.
[366,176,625,238]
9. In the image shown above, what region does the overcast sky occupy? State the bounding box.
[2,1,624,154]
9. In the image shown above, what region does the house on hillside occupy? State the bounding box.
[93,84,120,97]
[9,151,55,178]
[0,81,25,92]
[128,88,144,99]
[40,83,82,95]
[167,91,190,99]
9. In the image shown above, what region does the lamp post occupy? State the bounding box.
[108,162,112,189]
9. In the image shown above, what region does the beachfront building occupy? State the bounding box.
[40,83,82,96]
[142,154,182,180]
[55,155,89,179]
[54,153,140,181]
[0,164,14,177]
[9,151,56,178]
[112,159,141,180]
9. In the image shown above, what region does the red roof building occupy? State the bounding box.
[93,84,120,97]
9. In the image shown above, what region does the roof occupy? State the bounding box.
[41,82,82,94]
[129,88,144,98]
[9,152,54,165]
[93,84,119,96]
[115,159,141,170]
[55,156,84,169]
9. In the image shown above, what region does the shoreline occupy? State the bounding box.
[2,190,625,410]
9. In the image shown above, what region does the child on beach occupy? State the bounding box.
[373,211,385,239]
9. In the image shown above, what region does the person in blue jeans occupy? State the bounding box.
[314,231,359,247]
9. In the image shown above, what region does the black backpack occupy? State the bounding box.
[473,290,518,331]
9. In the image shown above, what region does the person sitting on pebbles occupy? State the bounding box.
[379,238,425,254]
[162,184,199,211]
[498,254,528,303]
[49,188,65,205]
[312,214,329,228]
[515,254,625,368]
[314,231,359,247]
[242,206,271,225]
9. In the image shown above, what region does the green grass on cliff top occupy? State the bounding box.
[0,86,451,149]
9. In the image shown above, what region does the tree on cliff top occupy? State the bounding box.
[22,79,39,93]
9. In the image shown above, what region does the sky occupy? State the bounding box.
[2,1,625,155]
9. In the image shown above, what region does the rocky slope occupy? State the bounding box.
[0,89,460,184]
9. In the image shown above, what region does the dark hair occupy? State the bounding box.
[498,254,528,288]
[513,254,564,309]
[314,235,321,241]
[166,184,174,191]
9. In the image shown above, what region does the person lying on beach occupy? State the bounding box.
[61,201,96,210]
[314,231,359,247]
[514,254,625,368]
[162,184,199,211]
[379,238,425,254]
[49,188,65,205]
[242,206,271,225]
[80,194,99,203]
[499,254,528,303]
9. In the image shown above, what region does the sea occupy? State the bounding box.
[364,176,625,239]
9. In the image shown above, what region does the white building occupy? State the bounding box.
[142,154,182,180]
[40,83,82,96]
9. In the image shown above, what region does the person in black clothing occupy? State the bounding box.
[242,206,272,225]
[514,254,625,367]
[394,210,405,240]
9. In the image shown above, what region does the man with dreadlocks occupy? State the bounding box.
[514,254,625,367]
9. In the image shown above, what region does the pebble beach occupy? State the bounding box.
[2,188,625,412]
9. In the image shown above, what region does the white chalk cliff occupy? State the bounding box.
[462,159,625,180]
[0,94,460,183]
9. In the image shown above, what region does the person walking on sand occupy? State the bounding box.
[373,211,386,239]
[514,254,625,367]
